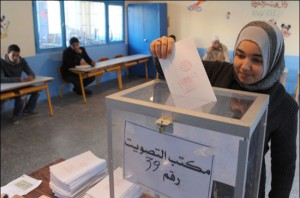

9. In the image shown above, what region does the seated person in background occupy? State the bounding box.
[154,34,176,79]
[61,37,96,95]
[0,44,40,124]
[202,35,230,62]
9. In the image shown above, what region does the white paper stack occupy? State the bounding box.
[49,151,107,198]
[84,167,142,198]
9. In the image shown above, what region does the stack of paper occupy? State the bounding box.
[84,167,142,198]
[49,151,107,198]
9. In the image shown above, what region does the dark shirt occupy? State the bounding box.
[0,56,35,83]
[155,58,299,198]
[154,57,164,80]
[61,47,93,78]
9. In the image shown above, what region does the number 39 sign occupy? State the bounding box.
[123,121,215,198]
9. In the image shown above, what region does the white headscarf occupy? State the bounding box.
[233,21,285,91]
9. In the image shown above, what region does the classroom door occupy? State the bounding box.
[128,3,167,77]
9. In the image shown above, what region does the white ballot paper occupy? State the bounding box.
[159,37,217,110]
[1,174,42,197]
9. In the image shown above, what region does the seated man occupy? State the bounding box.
[61,37,96,95]
[0,44,40,124]
[202,35,230,63]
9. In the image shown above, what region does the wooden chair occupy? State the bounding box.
[114,54,123,58]
[57,66,69,98]
[98,57,109,62]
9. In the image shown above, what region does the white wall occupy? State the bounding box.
[127,1,299,56]
[1,1,35,57]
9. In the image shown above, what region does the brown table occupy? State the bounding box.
[0,76,54,117]
[70,54,151,104]
[24,158,64,198]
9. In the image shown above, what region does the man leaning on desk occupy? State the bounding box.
[61,37,96,96]
[0,44,40,124]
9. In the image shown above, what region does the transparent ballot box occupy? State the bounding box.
[105,80,269,198]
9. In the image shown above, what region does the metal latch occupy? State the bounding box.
[155,115,173,133]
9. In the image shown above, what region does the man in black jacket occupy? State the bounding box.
[61,37,96,95]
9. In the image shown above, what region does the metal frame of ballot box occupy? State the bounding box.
[105,79,269,198]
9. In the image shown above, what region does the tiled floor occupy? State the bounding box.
[1,77,299,197]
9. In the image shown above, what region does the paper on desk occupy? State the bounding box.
[159,37,217,110]
[75,65,92,69]
[0,174,42,197]
[50,151,106,184]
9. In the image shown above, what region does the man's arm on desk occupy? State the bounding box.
[20,60,35,82]
[81,47,96,67]
[20,76,34,82]
[22,59,36,80]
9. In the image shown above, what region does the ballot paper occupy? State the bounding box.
[0,174,42,197]
[49,151,107,198]
[159,37,217,110]
[50,151,106,184]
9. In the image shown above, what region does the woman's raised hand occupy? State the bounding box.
[150,36,175,59]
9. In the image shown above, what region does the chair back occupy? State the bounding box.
[98,57,109,62]
[57,66,63,80]
[114,54,123,58]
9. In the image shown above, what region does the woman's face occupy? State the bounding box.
[233,40,264,84]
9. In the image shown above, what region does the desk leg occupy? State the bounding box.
[79,74,86,104]
[45,84,54,117]
[144,61,148,80]
[117,69,123,90]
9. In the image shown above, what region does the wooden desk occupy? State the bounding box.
[23,158,65,198]
[0,76,54,117]
[70,54,151,104]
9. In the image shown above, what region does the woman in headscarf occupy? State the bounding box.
[150,21,298,198]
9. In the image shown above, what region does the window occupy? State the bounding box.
[33,1,124,53]
[108,4,124,42]
[33,1,63,50]
[64,1,106,46]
